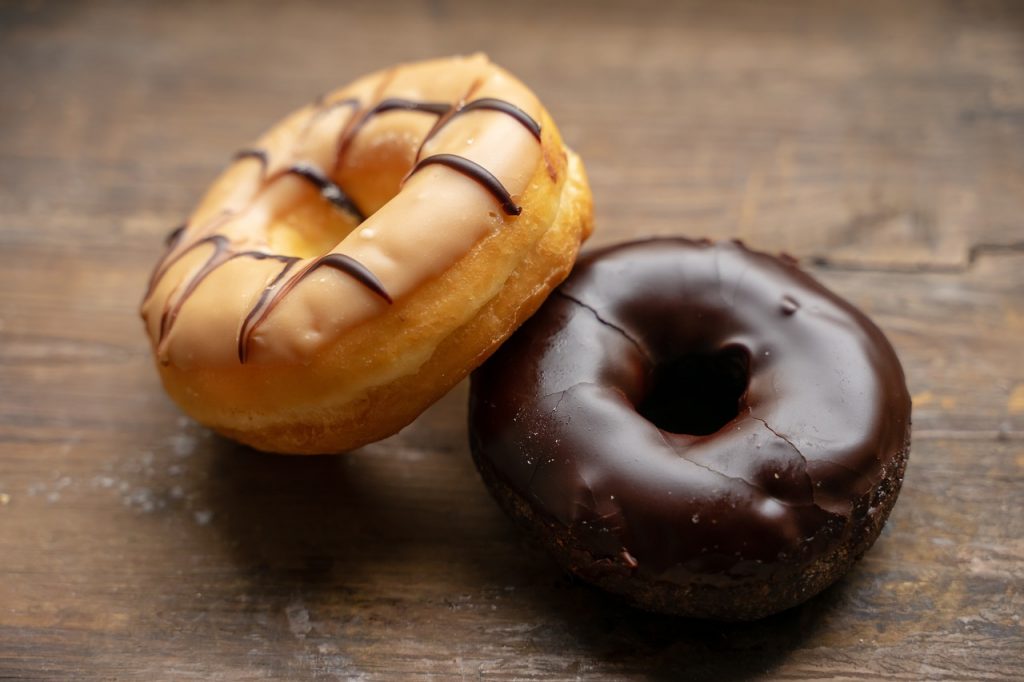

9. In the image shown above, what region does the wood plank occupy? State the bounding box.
[0,423,1020,679]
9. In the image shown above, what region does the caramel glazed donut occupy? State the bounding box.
[470,238,911,620]
[140,55,593,454]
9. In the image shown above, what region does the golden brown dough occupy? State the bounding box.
[141,54,593,453]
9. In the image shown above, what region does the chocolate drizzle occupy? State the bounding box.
[235,147,365,221]
[407,153,522,215]
[145,209,235,300]
[155,235,298,350]
[234,148,269,170]
[415,96,543,160]
[306,97,360,131]
[165,224,187,248]
[347,98,450,141]
[236,258,300,364]
[452,97,542,140]
[235,252,391,363]
[145,83,546,363]
[157,235,230,345]
[283,164,365,221]
[314,253,392,303]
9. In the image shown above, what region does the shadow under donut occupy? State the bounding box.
[192,381,841,676]
[452,505,846,680]
[193,381,512,599]
[524,568,842,680]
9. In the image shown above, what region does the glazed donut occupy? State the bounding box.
[141,54,593,454]
[469,238,911,620]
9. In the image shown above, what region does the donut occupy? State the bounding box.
[469,238,911,620]
[140,54,593,454]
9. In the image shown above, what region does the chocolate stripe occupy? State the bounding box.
[165,224,187,248]
[336,97,450,164]
[314,254,393,303]
[234,252,391,363]
[367,98,450,117]
[407,154,522,216]
[234,148,269,170]
[157,235,230,345]
[145,212,232,300]
[454,98,541,140]
[346,98,449,144]
[285,164,366,222]
[237,258,300,363]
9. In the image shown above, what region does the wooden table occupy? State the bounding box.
[2,1,1022,678]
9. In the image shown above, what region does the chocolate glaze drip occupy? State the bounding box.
[407,153,522,216]
[349,98,450,139]
[452,97,542,140]
[314,253,392,303]
[416,97,542,159]
[234,148,269,170]
[470,238,911,585]
[237,258,300,364]
[147,87,546,363]
[335,97,450,164]
[145,209,235,300]
[157,235,230,345]
[284,164,366,222]
[235,252,391,363]
[307,97,360,128]
[165,224,187,248]
[156,235,298,349]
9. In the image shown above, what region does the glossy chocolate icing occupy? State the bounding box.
[469,238,911,586]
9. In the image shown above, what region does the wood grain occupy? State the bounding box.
[1,0,1022,679]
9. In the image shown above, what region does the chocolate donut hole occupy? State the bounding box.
[637,345,750,436]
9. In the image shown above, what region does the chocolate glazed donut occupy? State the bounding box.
[469,238,911,620]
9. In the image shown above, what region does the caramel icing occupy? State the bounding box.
[141,54,545,370]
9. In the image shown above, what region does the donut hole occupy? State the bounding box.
[266,139,419,259]
[638,345,750,436]
[267,199,362,259]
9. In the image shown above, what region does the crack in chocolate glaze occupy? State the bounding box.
[553,290,649,361]
[752,416,808,467]
[750,415,827,512]
[656,425,833,516]
[727,264,752,308]
[654,429,768,497]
